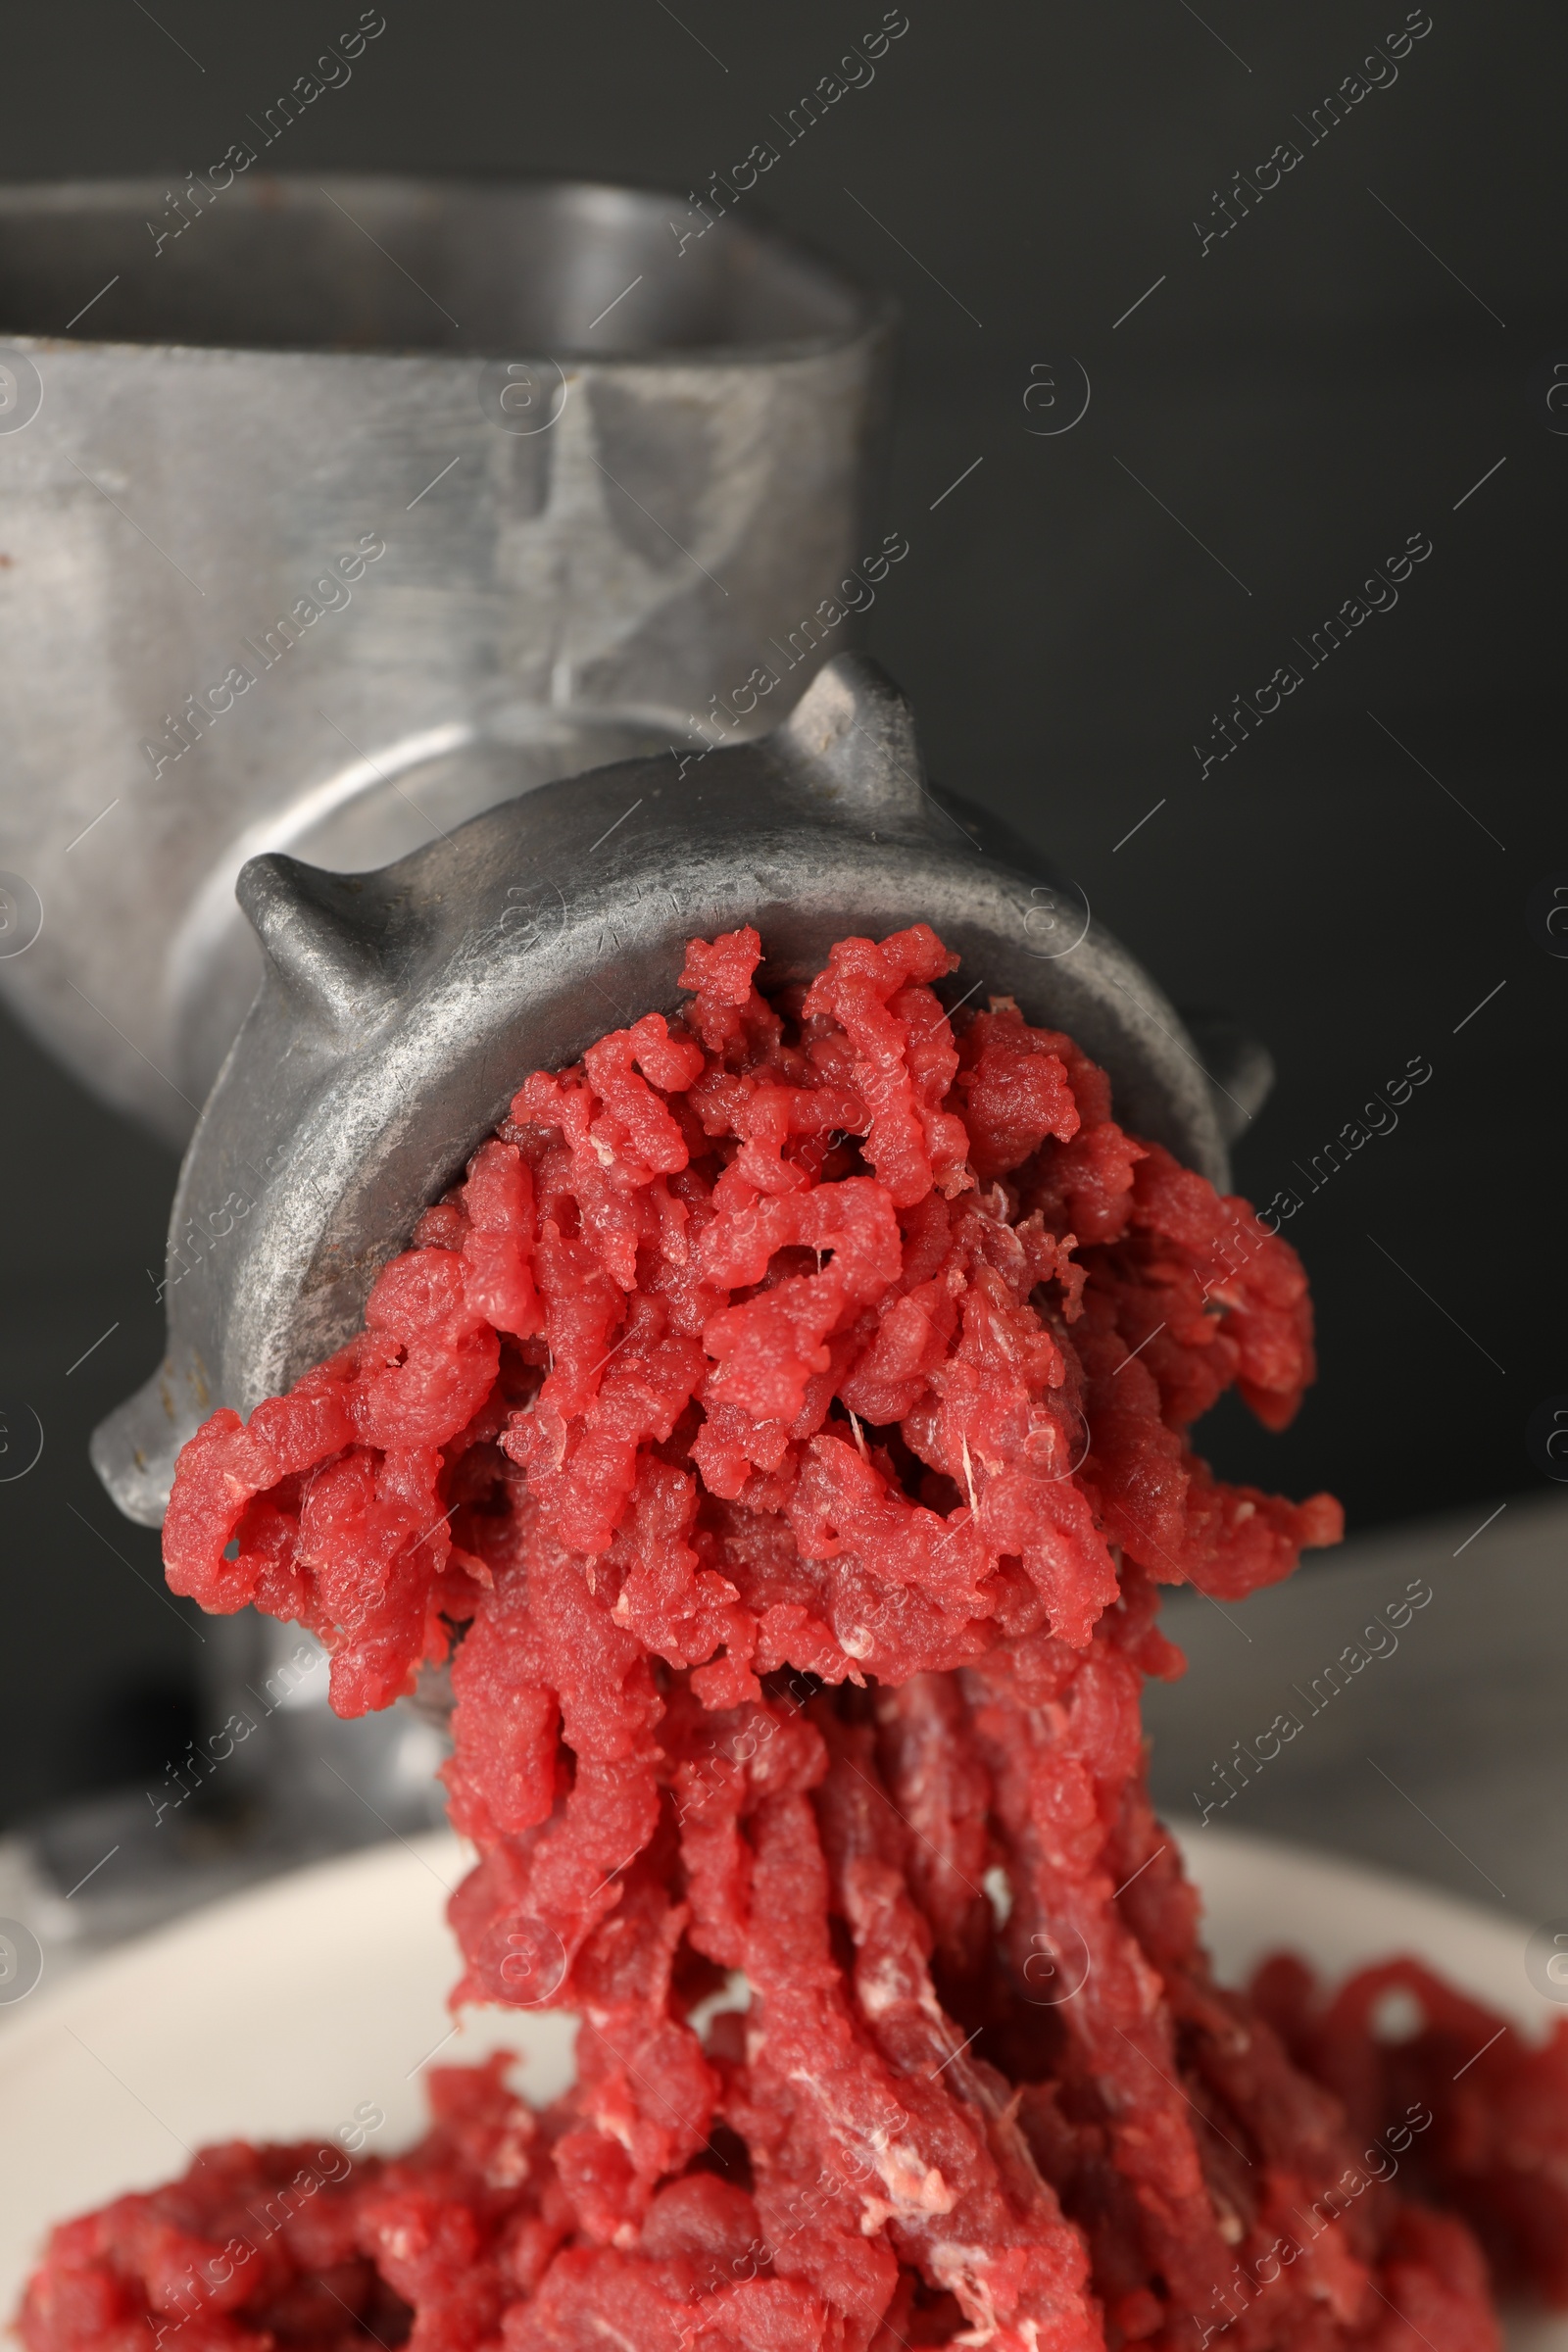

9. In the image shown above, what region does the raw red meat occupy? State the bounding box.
[22,926,1560,2352]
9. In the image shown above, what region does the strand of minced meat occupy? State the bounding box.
[19,925,1564,2352]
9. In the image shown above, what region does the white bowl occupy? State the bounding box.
[1,1827,1560,2347]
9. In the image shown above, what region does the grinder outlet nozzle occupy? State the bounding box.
[92,655,1250,1530]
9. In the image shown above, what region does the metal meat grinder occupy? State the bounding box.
[0,175,1265,1952]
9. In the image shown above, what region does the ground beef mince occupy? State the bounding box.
[22,927,1567,2352]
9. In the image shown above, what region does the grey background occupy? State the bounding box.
[1145,1494,1568,1922]
[0,1,1560,1829]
